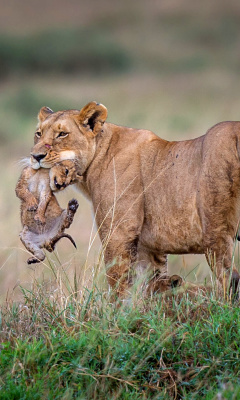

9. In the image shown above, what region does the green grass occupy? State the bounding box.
[0,268,240,399]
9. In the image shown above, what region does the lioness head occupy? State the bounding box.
[30,101,108,173]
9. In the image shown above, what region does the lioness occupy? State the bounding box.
[29,101,240,296]
[16,159,80,264]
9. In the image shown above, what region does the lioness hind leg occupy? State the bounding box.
[206,239,240,297]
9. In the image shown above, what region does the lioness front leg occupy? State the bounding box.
[104,239,137,298]
[105,256,133,298]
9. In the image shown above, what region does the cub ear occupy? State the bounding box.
[38,106,54,123]
[78,101,108,136]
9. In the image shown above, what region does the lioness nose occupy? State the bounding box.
[32,153,46,162]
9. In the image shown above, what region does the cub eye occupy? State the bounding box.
[65,168,69,175]
[57,131,69,138]
[35,131,42,138]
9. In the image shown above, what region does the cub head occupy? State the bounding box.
[49,160,83,191]
[30,101,108,173]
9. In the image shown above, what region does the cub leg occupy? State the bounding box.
[59,198,79,230]
[15,167,38,211]
[34,193,52,225]
[20,226,45,264]
[45,199,79,251]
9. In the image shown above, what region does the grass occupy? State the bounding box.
[0,259,240,399]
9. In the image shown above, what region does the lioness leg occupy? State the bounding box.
[206,237,240,296]
[103,235,140,298]
[106,258,132,298]
[104,247,133,298]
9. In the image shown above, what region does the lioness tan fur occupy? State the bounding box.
[16,159,80,264]
[29,101,240,296]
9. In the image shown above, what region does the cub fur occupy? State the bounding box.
[29,101,240,296]
[16,159,80,264]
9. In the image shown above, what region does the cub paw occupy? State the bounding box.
[27,254,45,264]
[27,201,38,211]
[68,199,79,212]
[27,257,40,264]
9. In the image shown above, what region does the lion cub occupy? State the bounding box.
[16,160,80,264]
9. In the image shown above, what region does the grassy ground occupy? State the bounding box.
[0,266,240,399]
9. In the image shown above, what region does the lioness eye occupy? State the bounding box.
[57,131,68,138]
[35,131,42,138]
[65,168,69,175]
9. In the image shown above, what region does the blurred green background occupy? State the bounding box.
[1,0,240,300]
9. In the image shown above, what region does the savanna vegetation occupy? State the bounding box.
[1,263,240,399]
[1,0,240,398]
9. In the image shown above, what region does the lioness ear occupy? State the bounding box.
[78,101,108,136]
[38,106,54,123]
